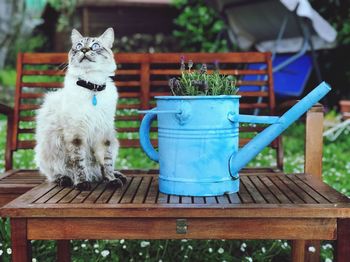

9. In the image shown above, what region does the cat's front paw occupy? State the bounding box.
[114,171,127,185]
[76,181,92,191]
[106,177,124,189]
[56,176,73,187]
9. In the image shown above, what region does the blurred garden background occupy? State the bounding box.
[0,0,350,261]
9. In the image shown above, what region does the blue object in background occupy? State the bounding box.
[139,82,331,196]
[240,54,313,98]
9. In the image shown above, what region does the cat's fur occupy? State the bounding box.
[35,28,125,190]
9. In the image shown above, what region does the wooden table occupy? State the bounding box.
[2,172,350,262]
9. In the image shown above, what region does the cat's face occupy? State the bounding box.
[68,28,116,74]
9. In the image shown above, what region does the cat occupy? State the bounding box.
[35,28,126,191]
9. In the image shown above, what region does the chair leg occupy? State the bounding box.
[336,219,350,262]
[11,218,31,262]
[292,240,306,262]
[57,240,71,262]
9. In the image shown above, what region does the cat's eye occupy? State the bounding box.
[91,43,100,51]
[76,43,83,50]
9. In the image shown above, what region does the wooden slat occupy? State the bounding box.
[108,177,133,204]
[19,116,36,122]
[157,192,169,204]
[35,186,62,204]
[46,187,74,204]
[22,53,68,64]
[20,82,63,88]
[117,103,140,109]
[116,69,141,75]
[118,92,140,98]
[181,196,192,204]
[144,177,158,204]
[95,186,116,204]
[19,104,40,111]
[240,176,267,203]
[216,195,230,204]
[240,103,268,109]
[268,176,304,204]
[115,81,140,87]
[169,195,180,204]
[70,183,100,204]
[59,188,81,204]
[295,174,350,203]
[259,176,292,204]
[238,91,269,97]
[83,183,106,204]
[227,193,241,204]
[249,176,279,204]
[132,177,152,204]
[278,175,317,204]
[21,93,44,99]
[237,178,254,204]
[119,177,143,203]
[149,52,269,63]
[286,175,330,204]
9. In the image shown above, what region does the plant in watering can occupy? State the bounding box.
[168,58,238,96]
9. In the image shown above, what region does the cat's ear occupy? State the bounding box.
[71,29,83,44]
[99,28,114,48]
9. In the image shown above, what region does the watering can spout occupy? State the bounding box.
[229,81,331,175]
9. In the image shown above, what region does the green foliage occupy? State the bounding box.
[172,0,231,52]
[47,0,77,32]
[5,34,47,68]
[169,60,238,96]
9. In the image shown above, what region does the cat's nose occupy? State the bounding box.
[81,48,89,53]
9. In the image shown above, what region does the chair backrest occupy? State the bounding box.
[9,52,281,169]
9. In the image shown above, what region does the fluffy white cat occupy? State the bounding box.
[35,28,126,190]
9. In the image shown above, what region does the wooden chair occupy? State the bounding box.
[0,52,349,262]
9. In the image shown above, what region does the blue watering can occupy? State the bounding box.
[139,82,331,196]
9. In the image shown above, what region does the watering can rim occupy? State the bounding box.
[155,95,241,100]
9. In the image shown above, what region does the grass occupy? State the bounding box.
[0,114,349,261]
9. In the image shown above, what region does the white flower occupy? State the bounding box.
[261,247,266,253]
[184,255,188,259]
[188,245,193,250]
[0,250,3,256]
[159,260,163,262]
[93,243,99,248]
[208,248,213,253]
[73,246,78,251]
[218,248,224,254]
[120,239,125,244]
[308,246,316,253]
[81,243,86,248]
[325,258,332,262]
[6,248,12,255]
[32,259,37,262]
[140,241,150,248]
[95,249,99,254]
[240,243,247,252]
[101,250,110,257]
[123,245,127,249]
[181,239,188,242]
[245,257,253,262]
[322,244,333,250]
[139,252,143,256]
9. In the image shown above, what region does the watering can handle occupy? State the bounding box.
[139,108,159,162]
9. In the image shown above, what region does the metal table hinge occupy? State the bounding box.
[176,219,188,234]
